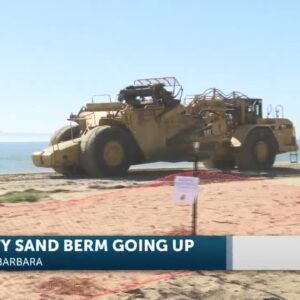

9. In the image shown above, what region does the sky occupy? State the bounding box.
[0,0,300,137]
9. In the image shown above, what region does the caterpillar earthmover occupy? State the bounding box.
[32,77,298,177]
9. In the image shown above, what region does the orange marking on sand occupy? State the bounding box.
[0,170,254,210]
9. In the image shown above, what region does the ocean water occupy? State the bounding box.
[0,142,50,174]
[0,141,298,174]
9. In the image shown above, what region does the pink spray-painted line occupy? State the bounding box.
[0,170,253,211]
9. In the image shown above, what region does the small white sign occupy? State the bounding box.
[172,176,200,204]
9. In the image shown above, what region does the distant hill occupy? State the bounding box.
[0,132,51,142]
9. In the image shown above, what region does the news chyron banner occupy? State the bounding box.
[0,236,226,270]
[0,236,299,270]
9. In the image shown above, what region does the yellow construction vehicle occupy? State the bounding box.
[32,77,298,176]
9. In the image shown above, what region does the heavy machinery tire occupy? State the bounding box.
[49,125,81,176]
[80,126,133,177]
[203,159,235,170]
[213,159,235,170]
[235,128,277,171]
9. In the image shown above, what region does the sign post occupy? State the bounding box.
[191,194,198,235]
[171,141,200,235]
[192,141,200,235]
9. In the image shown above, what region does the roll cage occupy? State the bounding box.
[134,77,183,100]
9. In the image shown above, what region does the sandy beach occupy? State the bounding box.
[0,164,299,299]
